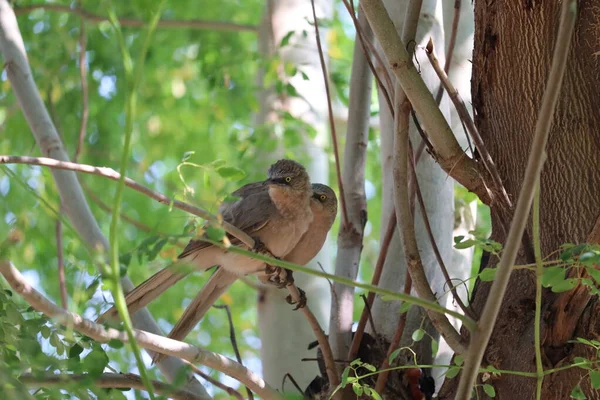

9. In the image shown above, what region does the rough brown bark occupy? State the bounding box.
[440,1,600,399]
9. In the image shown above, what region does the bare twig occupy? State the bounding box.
[0,155,254,248]
[425,38,510,208]
[55,217,67,309]
[182,359,245,400]
[434,0,461,103]
[309,0,348,225]
[74,9,88,163]
[213,304,254,400]
[13,4,257,33]
[393,94,467,354]
[409,141,474,319]
[456,1,578,397]
[0,261,282,400]
[375,271,412,393]
[360,0,492,205]
[19,373,202,400]
[287,283,340,387]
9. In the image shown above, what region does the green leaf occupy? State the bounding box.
[454,235,465,244]
[40,325,51,339]
[352,382,363,396]
[389,348,401,364]
[181,151,195,161]
[68,344,84,359]
[82,348,109,377]
[205,225,226,242]
[366,387,383,400]
[446,366,460,379]
[590,370,600,389]
[483,383,496,397]
[454,239,478,249]
[216,166,246,181]
[108,339,124,349]
[570,384,586,399]
[279,30,295,48]
[399,302,412,314]
[561,244,588,261]
[479,268,497,282]
[551,278,577,293]
[210,159,226,169]
[454,354,464,366]
[412,328,425,342]
[341,366,350,387]
[431,339,439,356]
[541,267,566,288]
[362,363,376,372]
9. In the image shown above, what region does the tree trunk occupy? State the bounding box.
[440,1,600,399]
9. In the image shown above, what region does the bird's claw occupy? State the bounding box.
[286,287,307,310]
[251,236,270,255]
[264,264,294,289]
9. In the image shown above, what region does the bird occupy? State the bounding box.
[98,159,313,323]
[158,184,338,350]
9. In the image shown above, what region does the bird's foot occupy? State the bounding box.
[264,264,294,289]
[250,236,271,256]
[286,287,307,310]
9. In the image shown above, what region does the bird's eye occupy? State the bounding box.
[320,194,327,201]
[285,177,292,183]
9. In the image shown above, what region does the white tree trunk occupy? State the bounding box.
[256,0,333,392]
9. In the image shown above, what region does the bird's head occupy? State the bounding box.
[310,183,338,222]
[265,159,311,194]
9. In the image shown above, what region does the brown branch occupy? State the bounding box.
[425,38,510,208]
[19,373,202,400]
[409,141,474,319]
[286,283,340,387]
[374,271,412,393]
[456,1,578,397]
[55,214,67,309]
[393,94,467,354]
[181,360,245,400]
[213,304,254,400]
[0,155,254,248]
[0,261,282,400]
[434,0,461,104]
[310,0,348,226]
[74,7,88,163]
[13,4,257,33]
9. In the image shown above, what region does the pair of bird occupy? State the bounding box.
[99,159,337,361]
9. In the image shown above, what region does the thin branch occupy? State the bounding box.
[374,271,412,393]
[360,0,492,205]
[409,141,474,319]
[533,182,544,399]
[55,216,67,309]
[74,8,88,163]
[425,38,510,208]
[0,261,282,400]
[434,0,461,104]
[287,283,340,387]
[393,93,467,354]
[310,0,348,226]
[182,360,245,400]
[213,304,254,400]
[19,373,202,400]
[0,155,254,248]
[455,1,578,397]
[13,4,257,33]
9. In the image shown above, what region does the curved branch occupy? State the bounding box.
[19,373,202,400]
[13,4,257,33]
[0,261,282,400]
[0,155,254,248]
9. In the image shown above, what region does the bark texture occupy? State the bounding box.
[440,1,600,399]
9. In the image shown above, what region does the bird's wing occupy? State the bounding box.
[152,267,238,364]
[179,187,276,258]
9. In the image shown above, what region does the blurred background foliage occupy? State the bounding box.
[0,0,490,398]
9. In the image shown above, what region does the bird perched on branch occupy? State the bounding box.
[157,183,338,353]
[98,159,313,323]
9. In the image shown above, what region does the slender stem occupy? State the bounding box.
[214,304,254,400]
[0,155,253,247]
[56,215,67,309]
[374,271,412,393]
[74,6,88,163]
[13,4,257,33]
[286,283,340,387]
[533,182,544,399]
[106,3,165,398]
[435,0,461,103]
[455,1,578,397]
[310,0,348,226]
[18,373,202,400]
[393,92,467,353]
[181,360,245,400]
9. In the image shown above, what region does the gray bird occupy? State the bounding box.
[98,159,313,322]
[160,184,338,348]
